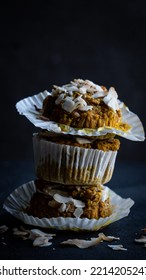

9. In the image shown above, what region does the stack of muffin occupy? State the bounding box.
[15,79,144,230]
[26,79,127,221]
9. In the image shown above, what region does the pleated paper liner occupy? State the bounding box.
[3,181,134,231]
[16,91,145,141]
[33,133,117,185]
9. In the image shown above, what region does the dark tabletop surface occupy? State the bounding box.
[0,160,146,260]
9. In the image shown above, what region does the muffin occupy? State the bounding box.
[16,78,145,141]
[41,79,130,132]
[33,131,120,185]
[3,180,135,231]
[25,180,112,220]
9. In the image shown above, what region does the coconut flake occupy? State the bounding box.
[55,93,65,105]
[75,137,92,144]
[79,105,93,111]
[53,193,85,208]
[92,91,106,98]
[73,207,84,218]
[53,193,72,204]
[61,96,75,113]
[55,83,119,113]
[63,84,78,94]
[103,87,120,111]
[13,228,29,237]
[78,86,88,94]
[108,244,127,251]
[71,79,86,87]
[48,189,68,197]
[95,84,105,92]
[29,229,55,239]
[76,99,93,111]
[71,79,102,94]
[61,95,93,113]
[101,188,110,202]
[98,233,120,241]
[61,236,103,248]
[58,203,66,213]
[73,95,87,107]
[13,226,56,246]
[60,232,120,248]
[135,235,146,243]
[52,86,67,95]
[33,236,52,247]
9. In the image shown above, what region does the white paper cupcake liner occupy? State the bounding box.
[33,133,117,185]
[3,181,134,231]
[16,91,145,141]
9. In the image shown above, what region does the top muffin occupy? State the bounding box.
[42,79,130,131]
[16,78,145,141]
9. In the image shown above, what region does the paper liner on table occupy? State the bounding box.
[16,91,145,141]
[3,181,134,231]
[33,133,117,185]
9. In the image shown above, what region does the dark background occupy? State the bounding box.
[0,0,146,162]
[0,1,146,261]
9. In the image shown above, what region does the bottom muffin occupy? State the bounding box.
[25,180,112,220]
[3,180,134,231]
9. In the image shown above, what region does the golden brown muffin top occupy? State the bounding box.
[41,79,130,131]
